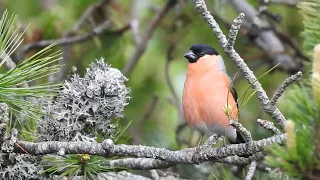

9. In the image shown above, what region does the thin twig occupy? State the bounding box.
[21,22,130,53]
[257,119,281,135]
[175,122,193,147]
[122,0,177,76]
[130,19,141,45]
[245,161,257,180]
[140,95,159,123]
[165,42,180,109]
[71,0,110,33]
[265,0,300,6]
[226,13,245,51]
[270,71,302,105]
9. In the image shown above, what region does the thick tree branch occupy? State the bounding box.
[193,0,287,129]
[101,152,267,170]
[14,134,286,165]
[102,153,258,170]
[103,158,173,170]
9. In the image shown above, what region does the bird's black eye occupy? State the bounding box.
[200,52,205,57]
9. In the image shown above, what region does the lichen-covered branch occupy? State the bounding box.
[257,119,282,135]
[245,161,257,180]
[271,71,302,105]
[103,158,174,170]
[226,13,245,51]
[202,134,223,147]
[14,134,286,165]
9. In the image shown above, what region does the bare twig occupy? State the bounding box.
[193,0,287,129]
[71,0,110,33]
[270,71,302,105]
[265,0,300,6]
[275,31,310,62]
[140,95,159,123]
[245,161,257,180]
[165,43,180,109]
[175,122,193,147]
[45,0,111,83]
[257,119,281,135]
[130,95,159,144]
[228,0,304,74]
[21,22,130,53]
[130,19,141,45]
[122,0,177,76]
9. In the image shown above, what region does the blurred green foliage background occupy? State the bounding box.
[0,0,308,165]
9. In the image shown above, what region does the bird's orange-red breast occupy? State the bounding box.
[182,44,245,144]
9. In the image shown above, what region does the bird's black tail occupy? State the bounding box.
[234,130,246,144]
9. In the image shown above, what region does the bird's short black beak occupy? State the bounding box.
[184,50,197,62]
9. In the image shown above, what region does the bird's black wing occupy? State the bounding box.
[229,85,247,145]
[230,85,238,108]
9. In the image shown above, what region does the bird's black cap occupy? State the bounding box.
[184,44,219,63]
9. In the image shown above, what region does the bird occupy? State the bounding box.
[182,43,246,145]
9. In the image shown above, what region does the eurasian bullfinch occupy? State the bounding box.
[182,44,245,144]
